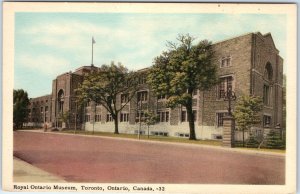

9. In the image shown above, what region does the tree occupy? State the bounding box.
[143,111,159,138]
[147,34,218,140]
[265,129,284,149]
[76,62,138,134]
[58,111,70,129]
[13,89,30,129]
[233,95,263,147]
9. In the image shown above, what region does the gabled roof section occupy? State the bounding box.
[255,32,279,53]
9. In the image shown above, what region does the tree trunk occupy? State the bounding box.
[242,128,245,147]
[113,114,119,134]
[186,102,196,140]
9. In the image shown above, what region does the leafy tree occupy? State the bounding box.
[233,95,263,147]
[58,111,70,129]
[76,62,138,134]
[147,34,218,140]
[13,89,30,129]
[143,111,159,138]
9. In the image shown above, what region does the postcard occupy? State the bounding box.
[2,2,297,194]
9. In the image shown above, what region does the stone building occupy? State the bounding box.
[25,94,52,127]
[26,32,284,140]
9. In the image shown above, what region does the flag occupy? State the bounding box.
[92,37,96,44]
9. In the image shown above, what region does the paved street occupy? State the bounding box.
[13,131,285,184]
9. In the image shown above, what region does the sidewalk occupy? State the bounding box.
[14,157,66,182]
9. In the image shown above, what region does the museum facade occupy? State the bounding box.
[25,32,284,140]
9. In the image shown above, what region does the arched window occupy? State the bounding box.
[264,62,273,81]
[57,89,64,113]
[263,63,273,106]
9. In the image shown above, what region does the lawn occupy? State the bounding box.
[57,130,286,153]
[59,129,223,146]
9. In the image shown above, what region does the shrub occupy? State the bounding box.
[265,129,284,149]
[245,133,259,148]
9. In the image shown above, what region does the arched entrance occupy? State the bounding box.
[57,89,64,128]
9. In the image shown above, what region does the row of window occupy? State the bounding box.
[85,110,199,123]
[30,99,49,106]
[28,106,49,114]
[79,77,272,110]
[216,112,272,128]
[85,89,201,108]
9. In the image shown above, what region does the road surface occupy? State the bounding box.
[13,131,285,184]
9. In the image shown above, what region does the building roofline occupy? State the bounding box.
[29,94,52,100]
[212,32,254,45]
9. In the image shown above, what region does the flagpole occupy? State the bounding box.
[91,37,94,65]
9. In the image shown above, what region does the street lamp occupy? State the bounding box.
[137,101,142,140]
[223,88,237,116]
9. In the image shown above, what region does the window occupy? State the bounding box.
[136,111,145,122]
[106,114,113,122]
[120,113,129,122]
[95,100,101,106]
[176,133,190,138]
[216,112,228,127]
[263,115,271,127]
[151,131,168,136]
[263,84,270,106]
[220,56,231,68]
[95,114,101,122]
[264,63,273,81]
[193,90,198,96]
[157,111,169,122]
[157,94,166,100]
[85,115,90,122]
[193,110,197,121]
[181,110,197,122]
[137,91,148,102]
[40,107,43,113]
[218,76,233,99]
[45,106,48,112]
[121,93,129,104]
[86,101,91,107]
[138,76,146,84]
[181,111,187,122]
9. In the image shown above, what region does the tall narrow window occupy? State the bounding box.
[263,115,271,127]
[181,111,187,122]
[106,114,113,122]
[157,94,166,100]
[218,76,233,99]
[216,112,228,127]
[193,110,197,121]
[95,114,101,122]
[120,113,129,122]
[220,56,231,68]
[137,91,148,102]
[263,84,270,106]
[157,111,169,122]
[121,93,129,104]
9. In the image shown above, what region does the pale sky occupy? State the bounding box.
[14,13,286,98]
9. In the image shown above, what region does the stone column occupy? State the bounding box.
[222,116,235,147]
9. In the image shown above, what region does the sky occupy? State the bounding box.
[14,13,287,98]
